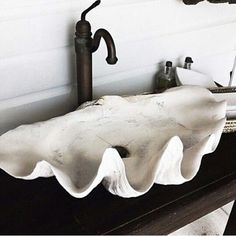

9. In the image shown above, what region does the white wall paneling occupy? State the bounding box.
[1,1,236,58]
[1,23,235,100]
[0,0,236,133]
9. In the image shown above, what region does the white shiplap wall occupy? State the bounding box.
[0,0,236,134]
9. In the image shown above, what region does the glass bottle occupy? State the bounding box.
[156,61,175,92]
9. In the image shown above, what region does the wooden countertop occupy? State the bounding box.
[0,133,235,234]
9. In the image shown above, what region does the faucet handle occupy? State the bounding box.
[81,0,101,21]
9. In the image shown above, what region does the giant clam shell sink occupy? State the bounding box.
[0,86,226,198]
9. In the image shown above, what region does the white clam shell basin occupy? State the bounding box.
[0,86,226,198]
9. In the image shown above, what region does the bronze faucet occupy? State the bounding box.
[75,0,118,106]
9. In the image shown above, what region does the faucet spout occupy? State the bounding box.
[92,29,118,65]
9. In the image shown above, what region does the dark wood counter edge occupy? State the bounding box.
[106,174,236,235]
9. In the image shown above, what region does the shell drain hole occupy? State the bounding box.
[112,146,130,159]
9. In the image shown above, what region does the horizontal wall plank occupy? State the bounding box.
[0,0,155,11]
[0,65,155,109]
[0,0,157,23]
[96,0,236,43]
[93,65,157,98]
[0,47,76,100]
